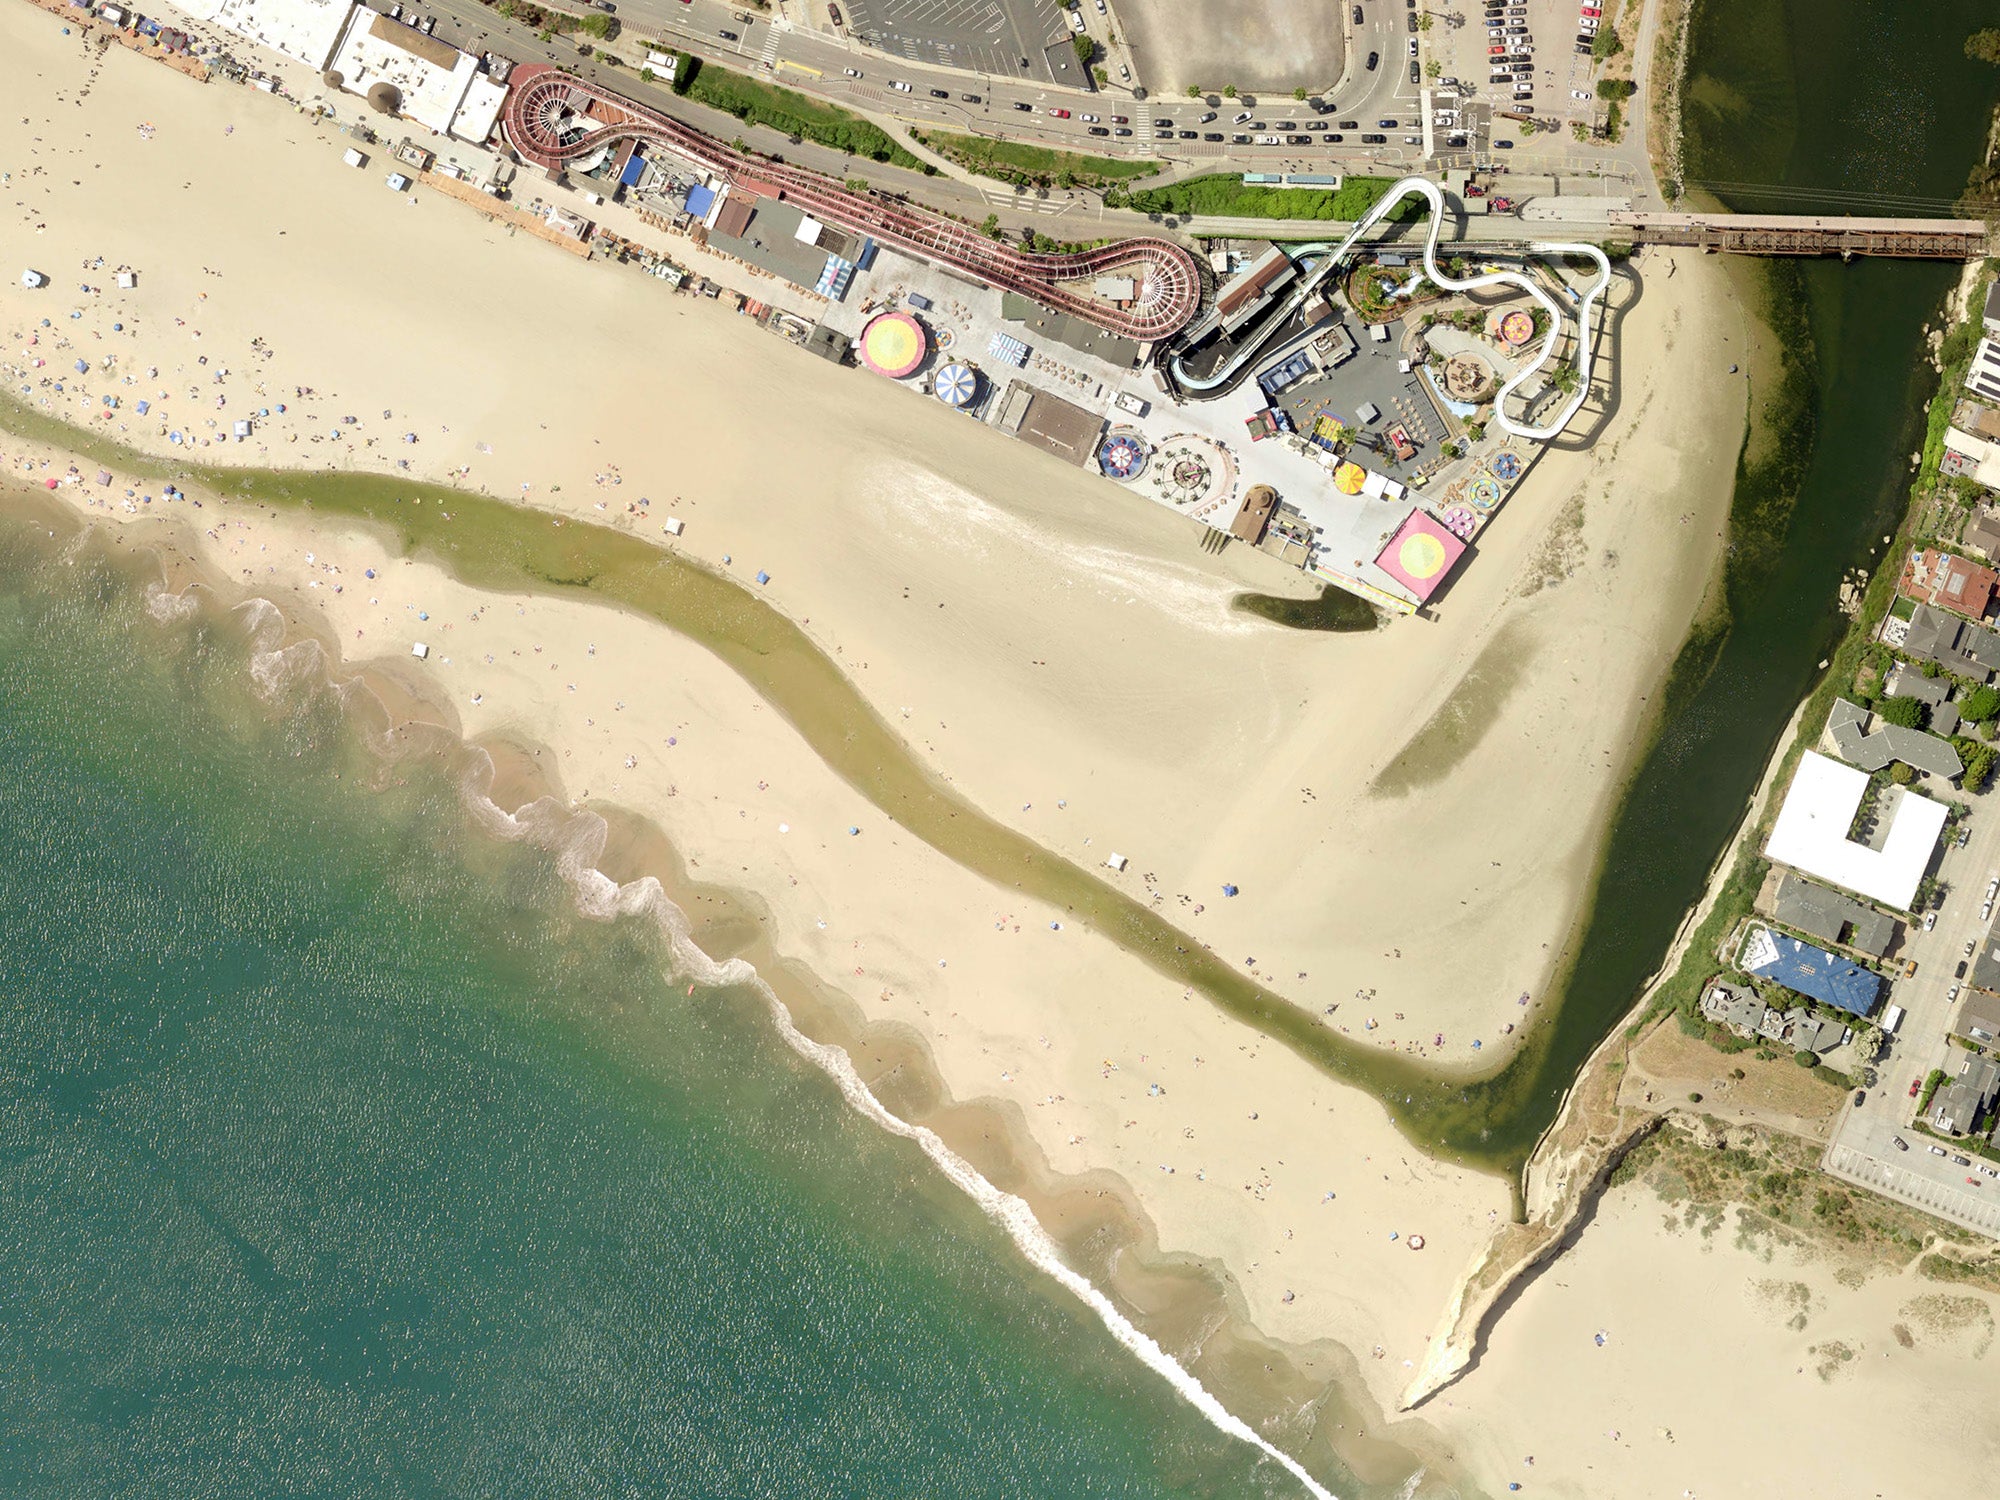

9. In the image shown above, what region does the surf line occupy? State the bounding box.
[227,598,1336,1500]
[499,790,1341,1500]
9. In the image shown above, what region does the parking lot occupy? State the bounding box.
[842,0,1076,86]
[1430,0,1613,149]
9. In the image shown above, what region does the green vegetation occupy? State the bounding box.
[1596,77,1639,99]
[1919,1067,1947,1114]
[1963,685,2000,722]
[1967,28,2000,65]
[1878,694,1924,728]
[1233,586,1378,633]
[1591,26,1624,60]
[913,131,1159,190]
[678,61,924,169]
[1293,86,1308,101]
[1185,84,1202,98]
[1072,34,1094,68]
[1956,737,1999,791]
[1222,84,1237,99]
[1109,173,1412,222]
[1918,1252,2000,1290]
[579,12,616,40]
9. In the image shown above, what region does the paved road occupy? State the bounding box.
[584,0,1435,170]
[1821,777,2000,1240]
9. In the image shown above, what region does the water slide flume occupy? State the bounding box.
[1171,177,1611,441]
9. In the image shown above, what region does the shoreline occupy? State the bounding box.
[9,485,1439,1494]
[1,7,1759,1494]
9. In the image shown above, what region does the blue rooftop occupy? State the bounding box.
[1744,929,1882,1017]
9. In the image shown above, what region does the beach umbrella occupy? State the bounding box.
[73,359,88,373]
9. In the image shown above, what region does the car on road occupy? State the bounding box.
[1893,1135,1910,1150]
[930,89,949,99]
[962,93,980,102]
[1408,13,1419,30]
[1198,111,1217,123]
[1854,1089,1866,1107]
[1014,101,1032,110]
[843,67,861,77]
[1930,1144,1949,1156]
[1049,107,1071,118]
[890,80,910,91]
[1081,113,1099,121]
[1353,4,1363,20]
[1088,126,1109,136]
[717,28,738,40]
[1366,51,1379,70]
[1446,134,1467,147]
[1495,139,1514,148]
[1925,911,1937,930]
[1233,111,1254,123]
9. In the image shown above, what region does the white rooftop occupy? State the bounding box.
[329,8,482,138]
[181,0,355,69]
[1766,750,1946,911]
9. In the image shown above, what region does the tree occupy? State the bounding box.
[1878,694,1924,728]
[580,12,615,40]
[1222,83,1238,98]
[1425,59,1441,80]
[1964,685,2000,722]
[1959,739,1999,792]
[1186,83,1202,97]
[979,212,1001,238]
[1073,34,1093,67]
[1293,86,1307,101]
[1597,77,1637,99]
[1967,28,2000,64]
[1890,762,1916,785]
[1417,14,1432,32]
[1591,27,1623,60]
[1794,1051,1820,1069]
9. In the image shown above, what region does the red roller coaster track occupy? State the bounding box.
[501,66,1202,342]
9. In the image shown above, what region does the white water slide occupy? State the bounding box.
[1172,177,1611,442]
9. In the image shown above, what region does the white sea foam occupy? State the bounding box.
[460,762,1340,1500]
[213,583,1336,1497]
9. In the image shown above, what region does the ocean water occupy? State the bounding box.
[0,513,1327,1498]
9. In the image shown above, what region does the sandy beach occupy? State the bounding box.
[0,5,1902,1492]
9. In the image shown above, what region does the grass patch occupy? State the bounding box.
[678,59,924,170]
[915,131,1159,189]
[1110,173,1415,223]
[1233,585,1378,632]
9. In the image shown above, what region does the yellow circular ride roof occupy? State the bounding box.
[1398,531,1450,579]
[861,312,927,377]
[1333,461,1366,494]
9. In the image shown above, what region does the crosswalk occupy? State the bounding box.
[758,24,783,71]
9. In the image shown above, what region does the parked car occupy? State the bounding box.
[1353,4,1363,20]
[1088,126,1109,136]
[1361,132,1388,143]
[1378,117,1398,127]
[1110,114,1129,123]
[1495,139,1515,148]
[1203,132,1224,141]
[1410,61,1421,82]
[1892,1135,1910,1151]
[1049,107,1071,118]
[1954,1154,1973,1166]
[1853,1090,1866,1107]
[1929,1144,1949,1157]
[1115,127,1133,136]
[1339,119,1360,128]
[1324,133,1344,143]
[1910,1078,1923,1097]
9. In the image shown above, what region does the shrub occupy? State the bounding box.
[1877,694,1924,728]
[1596,77,1638,99]
[1794,1051,1820,1068]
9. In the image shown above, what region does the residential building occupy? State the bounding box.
[1740,923,1883,1017]
[1885,661,1952,708]
[1772,872,1895,956]
[1899,603,2000,682]
[1902,547,1998,620]
[1972,930,2000,996]
[1823,698,1963,782]
[1929,1053,2000,1137]
[1971,337,2000,405]
[1965,505,2000,562]
[1764,751,1948,911]
[1700,980,1765,1035]
[1953,988,2000,1048]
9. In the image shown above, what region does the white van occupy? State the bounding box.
[1881,1004,1904,1035]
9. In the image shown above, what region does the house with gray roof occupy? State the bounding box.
[1824,698,1963,782]
[1953,989,2000,1049]
[1884,661,1952,707]
[1772,872,1896,957]
[1964,506,2000,562]
[1972,931,2000,996]
[1902,604,2000,682]
[1929,1053,2000,1137]
[1700,980,1766,1036]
